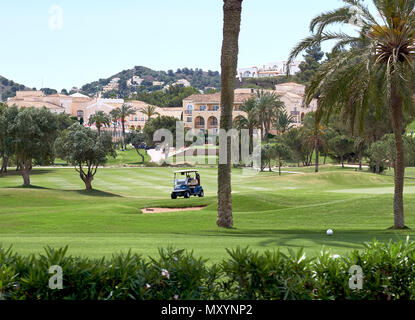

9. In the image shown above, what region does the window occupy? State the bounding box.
[134,117,138,121]
[199,105,207,111]
[212,105,219,111]
[187,117,192,123]
[186,104,193,115]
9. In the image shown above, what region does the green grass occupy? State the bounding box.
[53,148,151,166]
[1,165,415,262]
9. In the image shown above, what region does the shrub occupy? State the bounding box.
[1,239,415,300]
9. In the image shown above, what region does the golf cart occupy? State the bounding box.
[171,170,204,199]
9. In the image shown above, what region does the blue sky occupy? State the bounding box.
[0,0,346,91]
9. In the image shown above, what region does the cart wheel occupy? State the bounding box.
[198,190,204,197]
[184,191,190,199]
[171,193,177,199]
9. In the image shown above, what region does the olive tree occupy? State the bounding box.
[55,123,116,190]
[8,107,58,186]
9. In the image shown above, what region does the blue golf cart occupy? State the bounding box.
[171,170,204,199]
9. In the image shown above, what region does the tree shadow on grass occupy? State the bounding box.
[9,185,52,190]
[170,229,414,251]
[73,189,122,198]
[0,169,56,177]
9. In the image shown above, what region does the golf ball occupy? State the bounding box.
[326,229,334,236]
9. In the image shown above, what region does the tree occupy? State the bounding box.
[255,90,285,140]
[109,108,121,139]
[369,140,388,174]
[55,124,116,190]
[115,104,136,150]
[274,109,295,134]
[328,135,355,168]
[288,0,415,229]
[272,142,293,176]
[143,116,177,148]
[302,112,326,172]
[282,127,306,167]
[217,0,243,229]
[126,131,147,163]
[140,105,159,120]
[9,108,58,186]
[296,45,324,83]
[233,97,259,156]
[88,111,110,136]
[56,113,77,132]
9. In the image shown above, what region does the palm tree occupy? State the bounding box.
[88,111,110,136]
[217,0,243,229]
[116,104,136,150]
[275,109,295,134]
[288,0,415,229]
[233,97,259,156]
[303,121,326,173]
[255,90,285,140]
[109,108,121,140]
[140,105,159,120]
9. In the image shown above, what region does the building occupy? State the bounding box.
[7,91,73,114]
[274,82,317,124]
[237,60,301,81]
[182,92,252,135]
[6,90,182,134]
[182,83,317,135]
[103,78,120,93]
[125,100,182,131]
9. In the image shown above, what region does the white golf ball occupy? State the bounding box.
[326,229,334,236]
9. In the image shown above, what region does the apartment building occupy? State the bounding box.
[237,60,301,80]
[182,92,252,135]
[182,83,317,135]
[6,90,182,132]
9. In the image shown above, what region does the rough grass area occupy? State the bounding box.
[0,165,414,262]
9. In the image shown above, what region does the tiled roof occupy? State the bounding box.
[6,100,65,110]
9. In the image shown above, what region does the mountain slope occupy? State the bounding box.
[80,66,221,98]
[0,76,32,101]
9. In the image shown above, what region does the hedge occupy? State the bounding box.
[1,238,415,300]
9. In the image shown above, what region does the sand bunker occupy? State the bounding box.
[141,206,207,214]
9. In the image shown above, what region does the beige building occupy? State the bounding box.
[125,100,182,131]
[6,90,182,133]
[182,83,317,134]
[183,92,252,135]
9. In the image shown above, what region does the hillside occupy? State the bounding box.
[80,66,221,98]
[0,76,32,101]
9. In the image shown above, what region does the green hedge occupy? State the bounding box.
[1,239,415,300]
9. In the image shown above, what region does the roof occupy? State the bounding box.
[70,92,90,98]
[174,170,199,174]
[184,92,254,104]
[6,100,65,110]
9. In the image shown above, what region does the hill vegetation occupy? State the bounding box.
[0,75,32,101]
[80,66,221,98]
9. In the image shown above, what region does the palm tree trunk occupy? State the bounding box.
[315,140,319,173]
[121,118,126,151]
[391,83,405,229]
[217,0,242,229]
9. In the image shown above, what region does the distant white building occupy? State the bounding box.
[103,78,120,93]
[127,76,143,87]
[237,60,301,81]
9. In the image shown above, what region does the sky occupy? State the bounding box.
[0,0,347,91]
